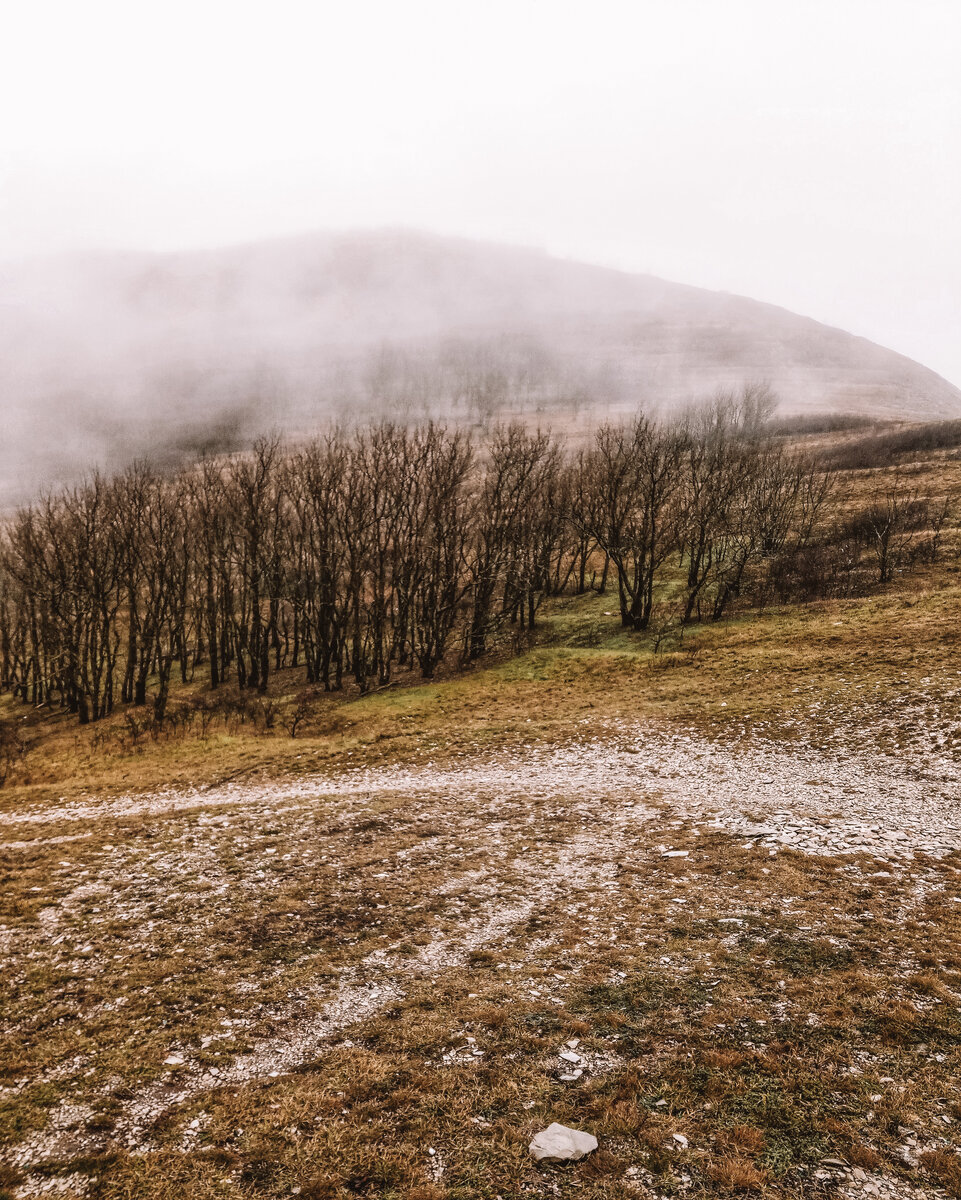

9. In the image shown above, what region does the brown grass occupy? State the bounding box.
[4,449,961,1197]
[705,1157,769,1191]
[920,1149,961,1197]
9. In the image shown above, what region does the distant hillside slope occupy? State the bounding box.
[1,229,959,501]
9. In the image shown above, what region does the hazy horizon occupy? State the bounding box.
[4,222,961,394]
[2,0,959,388]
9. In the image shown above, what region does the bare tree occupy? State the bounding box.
[576,416,687,630]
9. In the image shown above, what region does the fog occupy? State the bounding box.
[1,2,959,499]
[2,229,960,504]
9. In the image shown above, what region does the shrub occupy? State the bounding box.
[818,419,961,471]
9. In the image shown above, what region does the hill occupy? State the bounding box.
[1,229,960,500]
[4,431,961,1198]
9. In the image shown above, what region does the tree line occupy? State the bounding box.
[0,396,948,725]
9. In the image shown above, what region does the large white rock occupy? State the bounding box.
[529,1122,598,1162]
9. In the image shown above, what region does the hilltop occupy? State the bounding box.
[1,230,960,501]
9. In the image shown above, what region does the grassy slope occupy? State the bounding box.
[3,450,961,1199]
[4,446,961,813]
[3,556,961,816]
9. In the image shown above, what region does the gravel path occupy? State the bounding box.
[4,721,960,1196]
[5,722,960,859]
[304,726,961,860]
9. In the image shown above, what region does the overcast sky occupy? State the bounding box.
[2,0,959,385]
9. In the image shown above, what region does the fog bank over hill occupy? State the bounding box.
[2,229,959,503]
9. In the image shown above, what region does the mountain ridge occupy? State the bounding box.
[1,229,959,501]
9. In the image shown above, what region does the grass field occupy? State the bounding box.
[3,449,961,1199]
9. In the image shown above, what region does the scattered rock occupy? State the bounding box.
[529,1122,598,1162]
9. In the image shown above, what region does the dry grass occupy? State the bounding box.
[4,764,961,1197]
[3,451,961,1197]
[4,548,961,821]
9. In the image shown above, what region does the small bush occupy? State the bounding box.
[768,412,880,437]
[818,419,961,470]
[282,687,318,737]
[705,1155,768,1191]
[0,720,27,787]
[921,1148,961,1196]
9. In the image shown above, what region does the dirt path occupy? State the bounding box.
[5,721,958,856]
[4,722,960,1196]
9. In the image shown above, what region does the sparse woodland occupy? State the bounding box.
[4,398,961,1199]
[0,391,952,727]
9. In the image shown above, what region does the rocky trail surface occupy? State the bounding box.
[5,722,960,856]
[3,721,960,1198]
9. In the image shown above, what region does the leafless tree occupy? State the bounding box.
[575,416,687,630]
[0,400,944,728]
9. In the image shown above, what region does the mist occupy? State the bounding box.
[6,7,961,1186]
[2,1,959,384]
[3,227,960,505]
[1,2,960,504]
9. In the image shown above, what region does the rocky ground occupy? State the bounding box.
[2,720,961,1199]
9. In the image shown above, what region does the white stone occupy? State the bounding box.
[529,1123,598,1162]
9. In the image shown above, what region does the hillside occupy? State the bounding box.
[3,432,961,1199]
[1,230,960,502]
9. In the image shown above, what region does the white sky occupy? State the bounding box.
[2,0,960,384]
